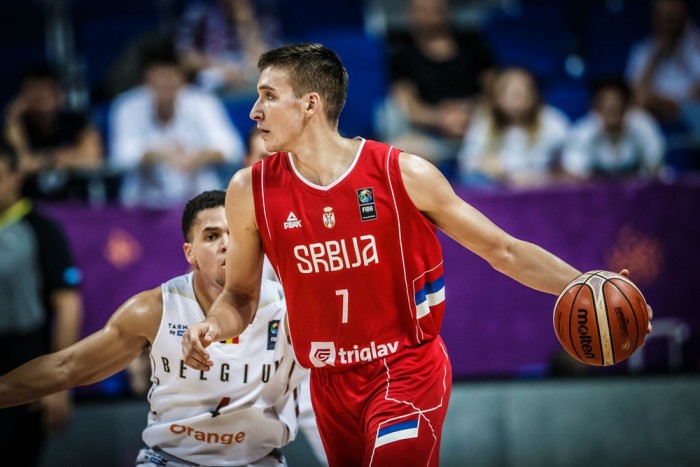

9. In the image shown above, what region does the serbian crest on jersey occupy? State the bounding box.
[323,206,335,229]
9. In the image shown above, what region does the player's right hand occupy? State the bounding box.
[182,322,220,371]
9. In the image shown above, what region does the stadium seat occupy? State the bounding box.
[582,2,651,79]
[278,0,367,41]
[482,4,568,85]
[298,29,389,140]
[544,78,591,122]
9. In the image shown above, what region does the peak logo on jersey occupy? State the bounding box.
[267,320,280,350]
[284,212,302,229]
[323,206,336,229]
[309,340,400,367]
[357,187,377,221]
[309,342,336,367]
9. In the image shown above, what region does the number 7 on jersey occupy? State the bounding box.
[336,289,348,323]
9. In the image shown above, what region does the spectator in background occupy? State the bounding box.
[0,140,83,465]
[175,0,283,96]
[109,40,244,208]
[378,0,495,177]
[625,0,700,168]
[562,78,666,181]
[3,65,103,201]
[457,67,570,188]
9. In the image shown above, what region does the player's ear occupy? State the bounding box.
[306,93,319,112]
[183,242,195,265]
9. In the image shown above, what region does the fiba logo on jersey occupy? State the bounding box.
[358,188,373,204]
[309,342,336,367]
[357,187,377,221]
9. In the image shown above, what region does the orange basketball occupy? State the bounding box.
[553,270,649,366]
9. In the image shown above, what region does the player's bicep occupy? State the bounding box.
[65,292,155,386]
[224,168,264,295]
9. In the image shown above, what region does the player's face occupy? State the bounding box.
[185,206,229,287]
[250,67,306,153]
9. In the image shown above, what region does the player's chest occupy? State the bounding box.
[267,185,394,240]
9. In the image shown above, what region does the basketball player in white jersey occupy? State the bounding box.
[0,190,309,466]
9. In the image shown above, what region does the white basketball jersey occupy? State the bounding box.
[142,273,307,465]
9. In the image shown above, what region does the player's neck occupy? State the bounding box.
[289,134,361,187]
[192,272,223,315]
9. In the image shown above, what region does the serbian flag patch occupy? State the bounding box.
[375,417,419,447]
[414,265,445,319]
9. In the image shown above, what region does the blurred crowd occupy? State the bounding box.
[1,0,699,207]
[1,1,698,460]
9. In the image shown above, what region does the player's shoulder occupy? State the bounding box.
[228,165,254,193]
[397,151,443,180]
[108,286,163,341]
[121,287,163,321]
[236,152,287,189]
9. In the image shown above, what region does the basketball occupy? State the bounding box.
[553,270,649,366]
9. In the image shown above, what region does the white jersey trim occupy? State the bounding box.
[287,138,366,191]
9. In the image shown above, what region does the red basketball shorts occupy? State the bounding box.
[309,336,452,467]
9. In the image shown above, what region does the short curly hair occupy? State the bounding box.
[181,190,226,242]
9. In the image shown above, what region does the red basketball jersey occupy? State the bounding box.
[252,139,445,370]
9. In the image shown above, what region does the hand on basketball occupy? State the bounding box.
[618,269,653,336]
[182,322,220,371]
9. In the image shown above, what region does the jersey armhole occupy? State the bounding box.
[388,149,439,233]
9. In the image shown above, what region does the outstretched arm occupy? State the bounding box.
[0,289,158,409]
[182,167,264,371]
[399,152,580,295]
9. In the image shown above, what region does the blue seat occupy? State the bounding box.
[482,4,568,84]
[299,29,389,140]
[77,15,160,95]
[582,2,651,79]
[544,78,591,122]
[278,0,367,41]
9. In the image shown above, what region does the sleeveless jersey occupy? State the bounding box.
[142,273,306,466]
[252,139,445,371]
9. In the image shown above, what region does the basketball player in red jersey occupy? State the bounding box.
[182,43,653,466]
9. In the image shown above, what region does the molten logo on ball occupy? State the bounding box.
[576,308,596,360]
